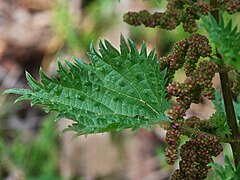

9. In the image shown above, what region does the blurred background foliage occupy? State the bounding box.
[0,116,59,180]
[0,0,239,180]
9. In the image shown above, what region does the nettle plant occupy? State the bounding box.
[4,0,240,179]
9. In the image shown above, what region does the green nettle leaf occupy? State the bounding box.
[211,89,240,136]
[201,13,240,69]
[208,156,240,180]
[212,89,226,114]
[4,36,170,136]
[210,89,231,137]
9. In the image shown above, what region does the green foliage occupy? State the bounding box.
[0,117,59,179]
[208,156,240,180]
[210,90,231,137]
[201,13,240,69]
[212,89,226,114]
[4,36,170,136]
[210,90,240,137]
[210,111,231,137]
[52,0,82,52]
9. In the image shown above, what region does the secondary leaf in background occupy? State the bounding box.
[210,89,240,137]
[208,155,240,180]
[201,13,240,69]
[210,89,231,137]
[4,36,170,136]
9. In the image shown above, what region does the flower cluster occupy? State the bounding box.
[123,0,184,30]
[185,116,201,128]
[167,60,217,121]
[185,116,214,134]
[160,34,212,81]
[220,0,240,14]
[123,0,212,33]
[160,39,188,81]
[172,134,223,180]
[161,33,218,166]
[184,34,212,76]
[182,1,211,33]
[165,122,181,165]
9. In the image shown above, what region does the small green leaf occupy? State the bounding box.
[210,89,231,137]
[201,13,240,69]
[209,156,240,180]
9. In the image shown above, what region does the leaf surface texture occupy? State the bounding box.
[4,36,170,135]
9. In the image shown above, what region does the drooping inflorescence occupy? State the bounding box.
[159,33,221,170]
[184,34,212,76]
[165,122,182,164]
[164,60,218,166]
[123,0,212,33]
[163,35,215,115]
[160,34,212,82]
[123,0,240,33]
[182,0,211,32]
[220,0,240,14]
[172,134,223,180]
[123,1,239,179]
[123,0,184,30]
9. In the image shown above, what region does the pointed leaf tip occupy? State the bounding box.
[128,39,139,56]
[140,41,147,58]
[3,88,32,95]
[89,41,96,53]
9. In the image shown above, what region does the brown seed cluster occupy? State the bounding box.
[123,1,184,30]
[160,39,188,81]
[185,116,214,134]
[220,0,240,14]
[160,34,212,81]
[161,33,218,166]
[167,60,217,121]
[165,122,181,165]
[185,116,201,128]
[182,1,211,33]
[123,0,212,33]
[171,134,223,180]
[184,34,212,76]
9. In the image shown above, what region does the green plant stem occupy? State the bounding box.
[159,120,240,143]
[210,0,240,166]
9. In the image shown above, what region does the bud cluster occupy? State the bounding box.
[172,134,223,180]
[182,1,211,33]
[160,34,212,81]
[220,0,240,14]
[167,60,217,121]
[185,116,215,134]
[123,0,184,30]
[123,0,212,33]
[184,34,212,76]
[160,39,188,81]
[162,34,217,166]
[165,121,181,165]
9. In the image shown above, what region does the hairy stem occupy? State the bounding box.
[210,0,240,166]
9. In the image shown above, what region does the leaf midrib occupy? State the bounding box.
[32,79,160,118]
[92,55,160,115]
